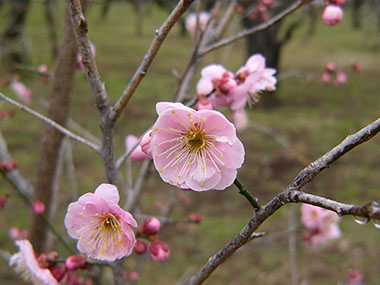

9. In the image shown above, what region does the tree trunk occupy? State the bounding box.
[29,0,87,254]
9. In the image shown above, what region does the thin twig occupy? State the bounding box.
[111,0,195,121]
[199,0,305,56]
[234,178,260,210]
[187,117,380,284]
[0,92,101,153]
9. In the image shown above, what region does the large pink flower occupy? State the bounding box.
[197,64,238,108]
[9,239,58,285]
[151,102,245,191]
[232,54,277,110]
[64,184,137,261]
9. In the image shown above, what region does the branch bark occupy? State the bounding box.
[187,117,380,284]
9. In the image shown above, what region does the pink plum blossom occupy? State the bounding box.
[125,135,149,161]
[325,62,336,73]
[322,5,343,26]
[301,204,341,248]
[149,240,170,262]
[151,102,245,191]
[64,184,137,261]
[33,200,46,214]
[232,54,277,110]
[140,131,153,159]
[335,70,347,85]
[232,109,249,132]
[128,271,139,281]
[10,80,31,104]
[185,11,211,35]
[196,64,237,108]
[9,239,58,285]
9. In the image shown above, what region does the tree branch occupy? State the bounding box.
[111,0,195,122]
[187,117,380,284]
[199,0,305,56]
[0,92,101,153]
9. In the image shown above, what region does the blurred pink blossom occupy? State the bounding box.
[64,184,137,261]
[331,0,345,6]
[9,227,29,240]
[232,109,249,132]
[125,135,149,161]
[351,61,361,72]
[325,62,336,73]
[33,200,46,214]
[185,11,211,35]
[38,64,50,83]
[65,255,87,271]
[322,5,343,26]
[134,240,147,255]
[10,80,31,104]
[197,64,237,108]
[301,204,341,248]
[9,239,58,285]
[321,72,331,84]
[149,240,170,262]
[151,102,245,191]
[345,268,363,285]
[335,70,347,85]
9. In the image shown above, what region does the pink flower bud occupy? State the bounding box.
[134,240,147,255]
[321,72,331,84]
[322,5,343,26]
[128,271,139,281]
[325,62,336,73]
[65,255,87,271]
[50,263,67,282]
[195,99,213,110]
[335,70,347,85]
[188,213,203,223]
[33,200,45,214]
[149,241,170,262]
[8,160,18,170]
[142,217,161,235]
[38,64,49,73]
[140,131,153,159]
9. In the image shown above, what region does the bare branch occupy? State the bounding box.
[187,117,380,284]
[0,92,101,153]
[111,0,195,122]
[199,0,305,56]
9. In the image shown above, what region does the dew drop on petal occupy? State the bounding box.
[353,215,369,225]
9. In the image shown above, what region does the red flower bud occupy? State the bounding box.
[142,217,161,235]
[134,240,147,255]
[65,254,87,271]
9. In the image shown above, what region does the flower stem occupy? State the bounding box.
[234,178,261,210]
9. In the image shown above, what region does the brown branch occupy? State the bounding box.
[0,92,101,153]
[199,0,305,56]
[111,0,195,122]
[187,117,380,284]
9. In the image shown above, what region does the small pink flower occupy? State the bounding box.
[9,227,29,240]
[151,102,245,191]
[232,109,249,132]
[321,72,331,84]
[10,80,32,104]
[9,239,58,285]
[232,54,277,110]
[197,64,237,108]
[33,200,46,214]
[64,184,137,261]
[325,62,336,73]
[125,135,149,161]
[77,42,96,70]
[128,271,139,281]
[142,217,161,235]
[134,240,147,255]
[185,11,211,35]
[65,255,87,271]
[140,131,153,159]
[149,240,170,262]
[322,5,343,26]
[335,70,347,85]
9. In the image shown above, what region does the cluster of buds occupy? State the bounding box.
[39,252,91,284]
[0,160,18,173]
[135,217,170,262]
[321,62,347,85]
[322,0,345,26]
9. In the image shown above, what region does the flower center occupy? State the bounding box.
[187,131,205,150]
